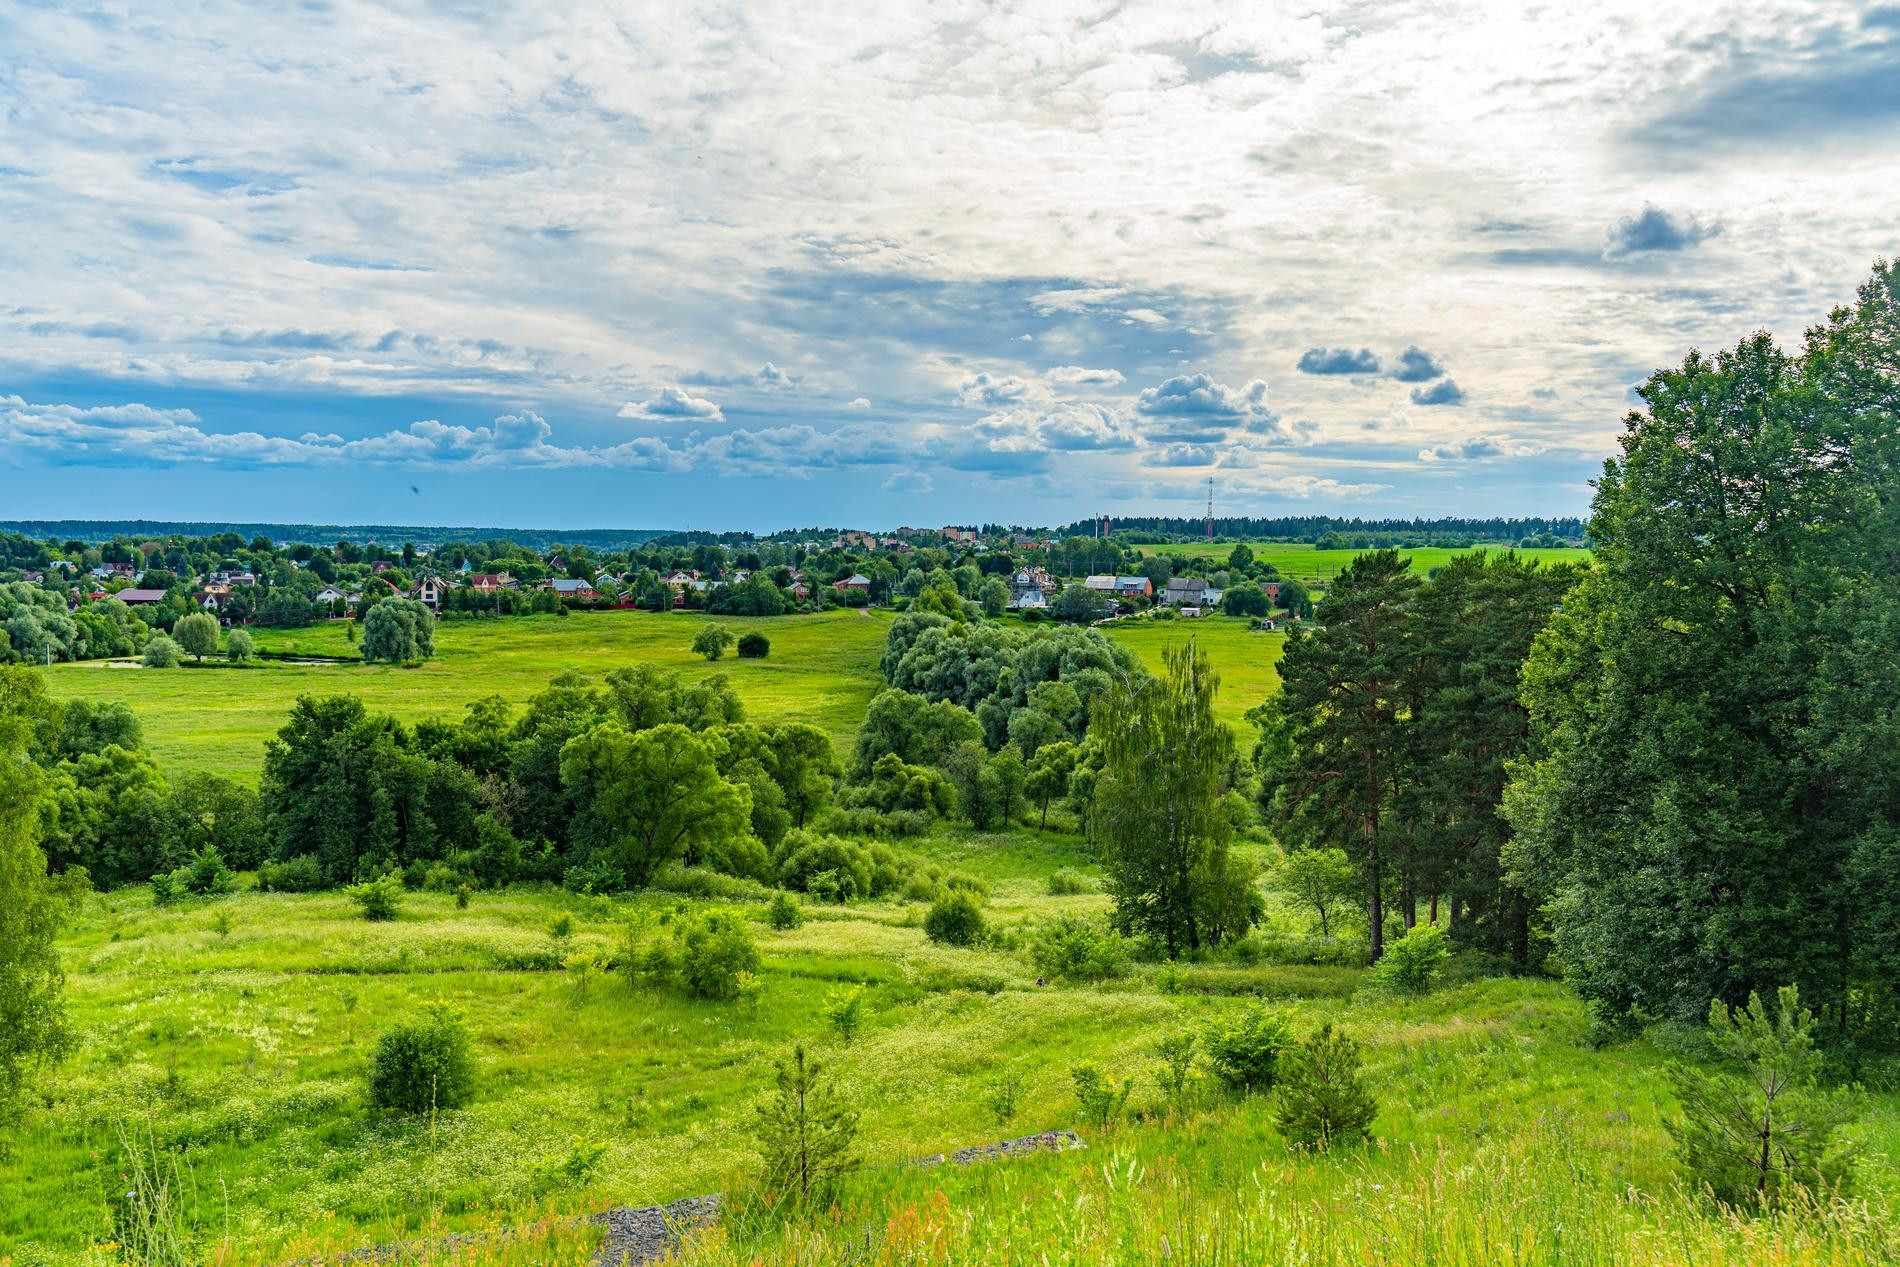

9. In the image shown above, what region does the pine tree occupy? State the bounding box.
[1275,1024,1378,1149]
[754,1045,860,1215]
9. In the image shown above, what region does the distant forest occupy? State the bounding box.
[0,520,676,550]
[1058,515,1589,545]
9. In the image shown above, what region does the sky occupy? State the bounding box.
[1,1,1896,533]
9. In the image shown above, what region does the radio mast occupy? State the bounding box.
[1205,477,1214,542]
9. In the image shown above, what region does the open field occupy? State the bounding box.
[8,825,1896,1265]
[38,610,895,779]
[1103,616,1284,739]
[1125,542,1592,584]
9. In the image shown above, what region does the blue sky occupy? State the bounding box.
[1,2,1896,532]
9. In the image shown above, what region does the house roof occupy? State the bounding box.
[114,588,168,603]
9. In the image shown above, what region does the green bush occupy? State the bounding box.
[1369,923,1450,994]
[1071,1064,1132,1130]
[257,855,326,893]
[924,891,986,947]
[767,890,804,930]
[678,910,761,1000]
[1203,1000,1297,1091]
[1028,915,1128,982]
[1046,867,1092,896]
[823,984,869,1045]
[180,845,235,896]
[369,1005,474,1114]
[775,830,874,901]
[345,873,405,921]
[141,635,180,668]
[149,870,179,906]
[736,632,770,658]
[1275,1024,1377,1148]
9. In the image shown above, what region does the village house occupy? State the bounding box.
[466,572,515,592]
[833,573,872,592]
[1163,577,1209,606]
[113,588,168,606]
[413,576,448,609]
[545,578,598,600]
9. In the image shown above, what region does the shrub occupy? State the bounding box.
[180,845,235,897]
[142,635,180,668]
[1070,1064,1132,1130]
[369,1004,474,1114]
[257,855,327,893]
[822,983,869,1045]
[1028,915,1128,982]
[1154,1031,1198,1117]
[737,632,770,659]
[1046,867,1092,896]
[453,884,472,910]
[924,891,986,947]
[983,1070,1025,1126]
[1275,1024,1377,1148]
[767,890,804,930]
[1203,1001,1297,1091]
[755,1046,860,1215]
[775,831,873,901]
[345,873,405,921]
[678,910,761,1000]
[1369,923,1449,994]
[1665,985,1858,1205]
[149,870,179,906]
[225,628,255,663]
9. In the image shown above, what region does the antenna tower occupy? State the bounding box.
[1205,477,1214,542]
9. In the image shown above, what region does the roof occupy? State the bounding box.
[548,578,594,593]
[114,588,168,603]
[1167,577,1208,591]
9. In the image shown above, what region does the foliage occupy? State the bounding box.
[849,687,982,777]
[142,634,180,668]
[1665,987,1858,1205]
[766,889,804,930]
[754,1045,860,1216]
[225,627,255,663]
[737,631,770,659]
[559,721,754,888]
[923,890,986,947]
[676,909,762,1001]
[1046,866,1092,896]
[1506,265,1900,1032]
[1092,638,1249,954]
[774,831,874,901]
[1153,1031,1198,1117]
[692,623,737,661]
[1202,1000,1297,1091]
[1275,1024,1378,1148]
[821,984,869,1045]
[171,611,220,662]
[368,1004,475,1114]
[1368,923,1449,994]
[255,854,326,892]
[1070,1064,1132,1130]
[345,873,406,921]
[1270,848,1358,938]
[983,1069,1025,1126]
[1028,914,1127,982]
[361,597,435,664]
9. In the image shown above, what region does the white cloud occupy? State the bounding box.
[1044,365,1125,387]
[618,387,724,422]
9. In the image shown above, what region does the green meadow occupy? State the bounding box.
[38,610,895,779]
[1126,542,1592,585]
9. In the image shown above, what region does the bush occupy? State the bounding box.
[766,890,804,930]
[1154,1031,1198,1117]
[678,910,761,1000]
[1046,867,1092,896]
[1203,1000,1297,1091]
[369,1004,474,1114]
[345,873,406,921]
[823,984,869,1045]
[225,628,254,663]
[1368,923,1449,994]
[142,635,180,668]
[736,632,770,659]
[1028,915,1128,982]
[775,831,874,901]
[257,855,327,893]
[1071,1064,1132,1130]
[180,845,235,897]
[1275,1024,1377,1148]
[924,891,986,947]
[149,870,179,906]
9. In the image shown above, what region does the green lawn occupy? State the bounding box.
[1126,541,1592,585]
[1102,616,1284,740]
[39,610,894,779]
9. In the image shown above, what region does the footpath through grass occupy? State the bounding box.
[38,609,894,778]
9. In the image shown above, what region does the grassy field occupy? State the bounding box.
[8,822,1896,1265]
[1102,616,1284,740]
[1126,542,1592,585]
[38,610,895,779]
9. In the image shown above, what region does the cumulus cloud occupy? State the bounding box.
[846,396,871,408]
[1133,373,1306,445]
[1389,346,1446,382]
[618,387,724,422]
[957,371,1040,408]
[1043,365,1125,387]
[1602,206,1719,258]
[1297,347,1381,375]
[882,471,932,493]
[1419,434,1544,461]
[1410,379,1467,407]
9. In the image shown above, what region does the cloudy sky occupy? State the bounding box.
[2,2,1895,531]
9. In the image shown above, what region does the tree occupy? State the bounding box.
[1271,847,1358,938]
[559,722,752,887]
[1257,551,1418,961]
[141,634,180,668]
[1050,583,1107,623]
[361,597,435,664]
[0,668,88,1127]
[1221,585,1269,617]
[1505,264,1900,1036]
[1277,578,1313,619]
[1665,986,1857,1205]
[978,577,1010,618]
[1275,1025,1377,1149]
[692,623,736,661]
[1025,740,1079,830]
[224,628,254,663]
[737,632,770,659]
[755,1045,860,1216]
[171,611,219,662]
[1091,638,1246,955]
[849,688,982,777]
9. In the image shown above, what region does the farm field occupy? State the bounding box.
[8,828,1896,1266]
[1125,541,1592,584]
[38,610,895,779]
[1103,616,1285,739]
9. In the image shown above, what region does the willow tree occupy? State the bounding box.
[1090,638,1243,956]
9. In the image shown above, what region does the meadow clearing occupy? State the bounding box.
[1125,542,1591,585]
